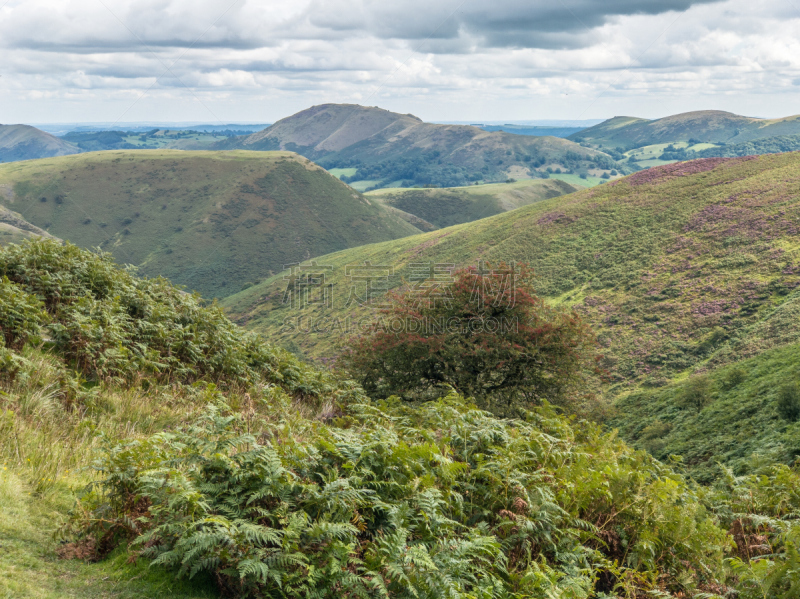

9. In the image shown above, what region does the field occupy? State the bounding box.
[327,167,357,178]
[0,150,419,298]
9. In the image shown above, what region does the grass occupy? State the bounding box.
[223,153,800,398]
[220,152,800,478]
[0,150,419,298]
[326,167,357,179]
[0,471,218,598]
[547,173,609,187]
[365,178,580,228]
[347,180,383,191]
[611,339,800,482]
[0,348,222,598]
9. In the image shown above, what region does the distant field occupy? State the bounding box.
[548,173,608,187]
[327,167,357,178]
[348,179,382,191]
[635,158,678,168]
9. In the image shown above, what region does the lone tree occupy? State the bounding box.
[340,263,599,415]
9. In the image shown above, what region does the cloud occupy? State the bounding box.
[0,0,799,122]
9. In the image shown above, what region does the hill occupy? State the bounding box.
[0,150,419,298]
[219,103,626,188]
[0,124,80,163]
[223,154,800,471]
[365,178,581,228]
[571,110,800,151]
[1,239,797,599]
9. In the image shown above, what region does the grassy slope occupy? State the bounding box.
[225,154,800,372]
[571,110,800,150]
[0,150,419,298]
[223,154,800,474]
[364,178,581,228]
[611,341,800,482]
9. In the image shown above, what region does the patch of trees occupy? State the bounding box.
[660,135,800,160]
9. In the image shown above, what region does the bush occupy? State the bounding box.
[341,264,599,415]
[777,383,800,422]
[679,375,713,411]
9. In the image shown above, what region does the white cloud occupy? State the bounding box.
[0,0,799,122]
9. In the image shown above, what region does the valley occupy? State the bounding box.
[4,108,800,599]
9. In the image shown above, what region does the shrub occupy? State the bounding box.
[721,366,747,391]
[0,239,333,392]
[340,264,599,415]
[679,375,713,411]
[776,383,800,422]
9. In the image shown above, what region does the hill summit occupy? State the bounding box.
[0,124,80,163]
[0,149,419,298]
[571,109,800,149]
[220,103,623,188]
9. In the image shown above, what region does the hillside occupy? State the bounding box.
[0,124,80,163]
[0,150,419,298]
[219,103,626,188]
[2,239,798,599]
[571,109,800,150]
[365,178,581,228]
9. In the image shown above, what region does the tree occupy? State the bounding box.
[340,263,600,415]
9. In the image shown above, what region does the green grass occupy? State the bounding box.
[611,340,800,482]
[347,179,382,191]
[326,167,357,179]
[365,178,580,228]
[0,471,217,598]
[222,153,800,448]
[220,152,800,481]
[547,173,609,187]
[0,150,419,298]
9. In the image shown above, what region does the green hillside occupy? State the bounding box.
[2,239,799,599]
[365,178,582,228]
[0,150,419,298]
[0,124,80,163]
[571,110,800,151]
[223,154,800,471]
[220,104,628,189]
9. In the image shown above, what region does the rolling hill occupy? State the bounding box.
[570,110,800,151]
[222,154,800,476]
[219,104,626,189]
[4,239,788,599]
[0,150,420,298]
[0,124,80,163]
[365,178,581,228]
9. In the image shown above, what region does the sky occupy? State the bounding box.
[2,0,800,124]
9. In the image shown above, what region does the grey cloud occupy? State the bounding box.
[305,0,726,50]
